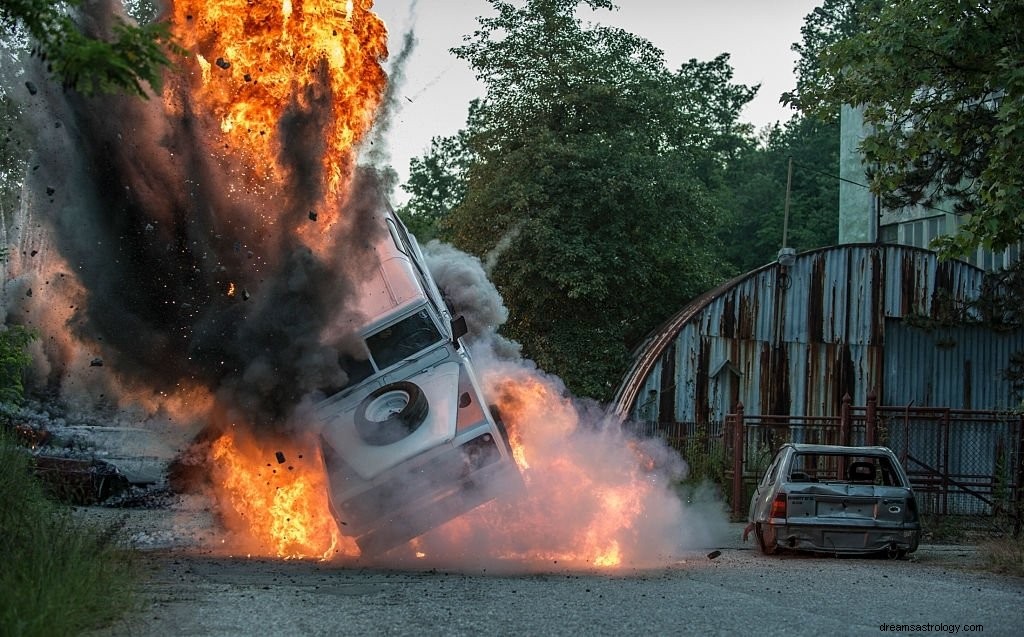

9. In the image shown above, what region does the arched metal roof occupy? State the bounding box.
[612,244,1021,422]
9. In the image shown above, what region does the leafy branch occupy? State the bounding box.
[1,0,182,98]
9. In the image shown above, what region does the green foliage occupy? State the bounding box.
[398,120,477,242]
[785,0,884,122]
[0,429,138,636]
[786,0,1024,258]
[0,324,36,406]
[425,0,749,400]
[717,117,839,272]
[0,0,179,97]
[678,428,726,487]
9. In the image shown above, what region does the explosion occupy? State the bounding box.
[3,0,725,568]
[159,0,388,559]
[395,356,707,570]
[169,0,387,215]
[206,426,354,560]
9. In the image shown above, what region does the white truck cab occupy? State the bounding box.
[315,206,519,556]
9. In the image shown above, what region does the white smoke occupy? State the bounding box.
[392,239,731,570]
[421,240,521,359]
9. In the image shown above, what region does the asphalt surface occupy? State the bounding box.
[85,519,1024,637]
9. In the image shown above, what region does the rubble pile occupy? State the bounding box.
[1,401,179,509]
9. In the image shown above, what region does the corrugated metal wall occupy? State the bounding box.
[615,244,1021,423]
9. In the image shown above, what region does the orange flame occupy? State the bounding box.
[169,0,388,200]
[151,2,690,568]
[408,366,683,570]
[208,427,357,559]
[162,1,388,557]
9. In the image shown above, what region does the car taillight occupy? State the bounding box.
[770,493,787,519]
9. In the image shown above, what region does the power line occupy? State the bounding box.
[789,157,957,217]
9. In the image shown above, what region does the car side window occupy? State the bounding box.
[366,310,442,370]
[761,451,783,487]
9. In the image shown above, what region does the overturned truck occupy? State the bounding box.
[315,206,520,556]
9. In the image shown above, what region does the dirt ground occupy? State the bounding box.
[75,504,1024,637]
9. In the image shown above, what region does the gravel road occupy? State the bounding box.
[82,509,1024,637]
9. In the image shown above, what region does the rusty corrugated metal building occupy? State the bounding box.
[614,244,1024,424]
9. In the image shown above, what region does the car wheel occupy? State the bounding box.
[354,381,429,446]
[754,523,777,555]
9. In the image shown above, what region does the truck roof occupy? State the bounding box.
[349,209,438,335]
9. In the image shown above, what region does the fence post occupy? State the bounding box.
[1016,415,1023,537]
[732,402,745,520]
[942,409,951,515]
[866,388,877,446]
[840,393,851,446]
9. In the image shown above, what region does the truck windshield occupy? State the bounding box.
[366,309,443,370]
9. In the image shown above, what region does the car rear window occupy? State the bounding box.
[788,453,903,486]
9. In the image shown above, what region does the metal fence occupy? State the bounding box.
[880,407,1022,518]
[724,396,1024,532]
[632,395,1024,534]
[624,420,728,486]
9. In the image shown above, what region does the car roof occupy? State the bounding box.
[782,443,896,456]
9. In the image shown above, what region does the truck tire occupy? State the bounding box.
[488,404,515,456]
[354,381,429,445]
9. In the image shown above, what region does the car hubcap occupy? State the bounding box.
[365,390,409,422]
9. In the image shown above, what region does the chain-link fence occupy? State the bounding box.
[879,408,1023,523]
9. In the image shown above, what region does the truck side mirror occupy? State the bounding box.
[451,315,468,344]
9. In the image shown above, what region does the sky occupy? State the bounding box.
[372,0,822,200]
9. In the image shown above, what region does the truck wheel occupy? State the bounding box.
[354,381,429,445]
[488,404,515,456]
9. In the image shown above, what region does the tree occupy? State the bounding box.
[435,0,749,400]
[0,0,177,97]
[0,242,36,406]
[397,110,477,242]
[785,0,883,119]
[717,117,839,272]
[786,0,1024,257]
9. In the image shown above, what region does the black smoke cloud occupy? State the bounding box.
[14,2,386,430]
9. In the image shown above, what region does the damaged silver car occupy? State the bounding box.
[746,444,921,557]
